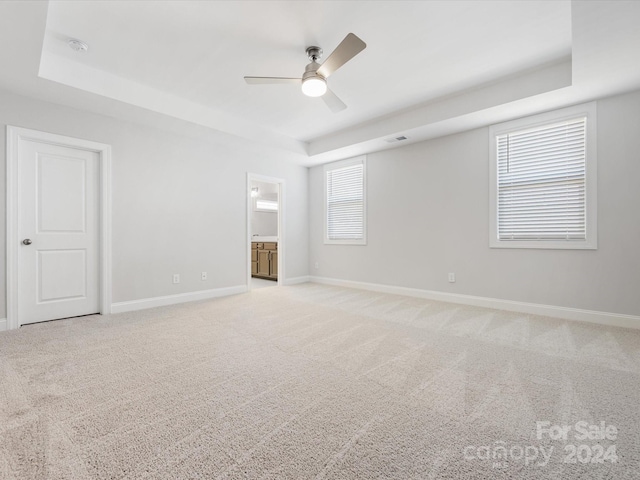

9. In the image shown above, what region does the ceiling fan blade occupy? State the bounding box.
[322,88,347,113]
[244,76,301,85]
[316,33,366,78]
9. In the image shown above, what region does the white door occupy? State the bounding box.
[18,140,100,325]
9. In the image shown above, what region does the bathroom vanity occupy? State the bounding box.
[251,237,277,281]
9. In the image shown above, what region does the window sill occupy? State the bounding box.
[489,239,597,250]
[324,239,367,246]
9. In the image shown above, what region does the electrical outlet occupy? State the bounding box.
[201,272,207,281]
[173,274,180,284]
[448,273,456,283]
[315,262,319,269]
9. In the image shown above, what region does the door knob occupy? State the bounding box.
[22,239,32,245]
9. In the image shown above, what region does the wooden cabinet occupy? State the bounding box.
[251,247,258,274]
[270,251,278,277]
[251,242,277,280]
[257,249,270,276]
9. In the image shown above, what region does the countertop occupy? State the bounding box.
[251,236,278,242]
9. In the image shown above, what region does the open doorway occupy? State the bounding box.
[247,174,285,290]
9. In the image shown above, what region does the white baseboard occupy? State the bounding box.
[284,275,310,286]
[308,276,640,330]
[0,318,6,332]
[111,285,248,314]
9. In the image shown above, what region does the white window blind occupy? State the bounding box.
[496,117,587,241]
[325,158,366,244]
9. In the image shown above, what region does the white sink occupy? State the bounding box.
[252,236,278,242]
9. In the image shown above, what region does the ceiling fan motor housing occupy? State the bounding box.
[303,61,323,81]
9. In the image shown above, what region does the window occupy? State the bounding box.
[324,156,366,245]
[255,199,278,212]
[489,103,597,249]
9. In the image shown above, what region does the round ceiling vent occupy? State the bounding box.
[67,39,89,53]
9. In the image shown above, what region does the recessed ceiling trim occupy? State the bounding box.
[38,53,308,156]
[308,58,573,158]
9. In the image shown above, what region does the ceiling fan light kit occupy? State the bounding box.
[301,77,327,97]
[244,33,366,112]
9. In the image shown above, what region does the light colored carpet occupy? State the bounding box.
[0,283,639,479]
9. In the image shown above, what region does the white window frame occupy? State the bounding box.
[489,102,597,250]
[324,155,367,245]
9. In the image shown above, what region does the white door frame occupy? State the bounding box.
[246,173,285,288]
[6,126,112,330]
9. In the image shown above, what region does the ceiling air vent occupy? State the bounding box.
[384,135,409,143]
[67,39,89,53]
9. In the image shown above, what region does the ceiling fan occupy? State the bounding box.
[244,33,366,113]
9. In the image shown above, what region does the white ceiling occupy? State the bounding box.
[2,1,640,165]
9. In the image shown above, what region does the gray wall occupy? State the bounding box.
[251,212,278,237]
[0,90,309,314]
[309,89,640,317]
[251,180,278,237]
